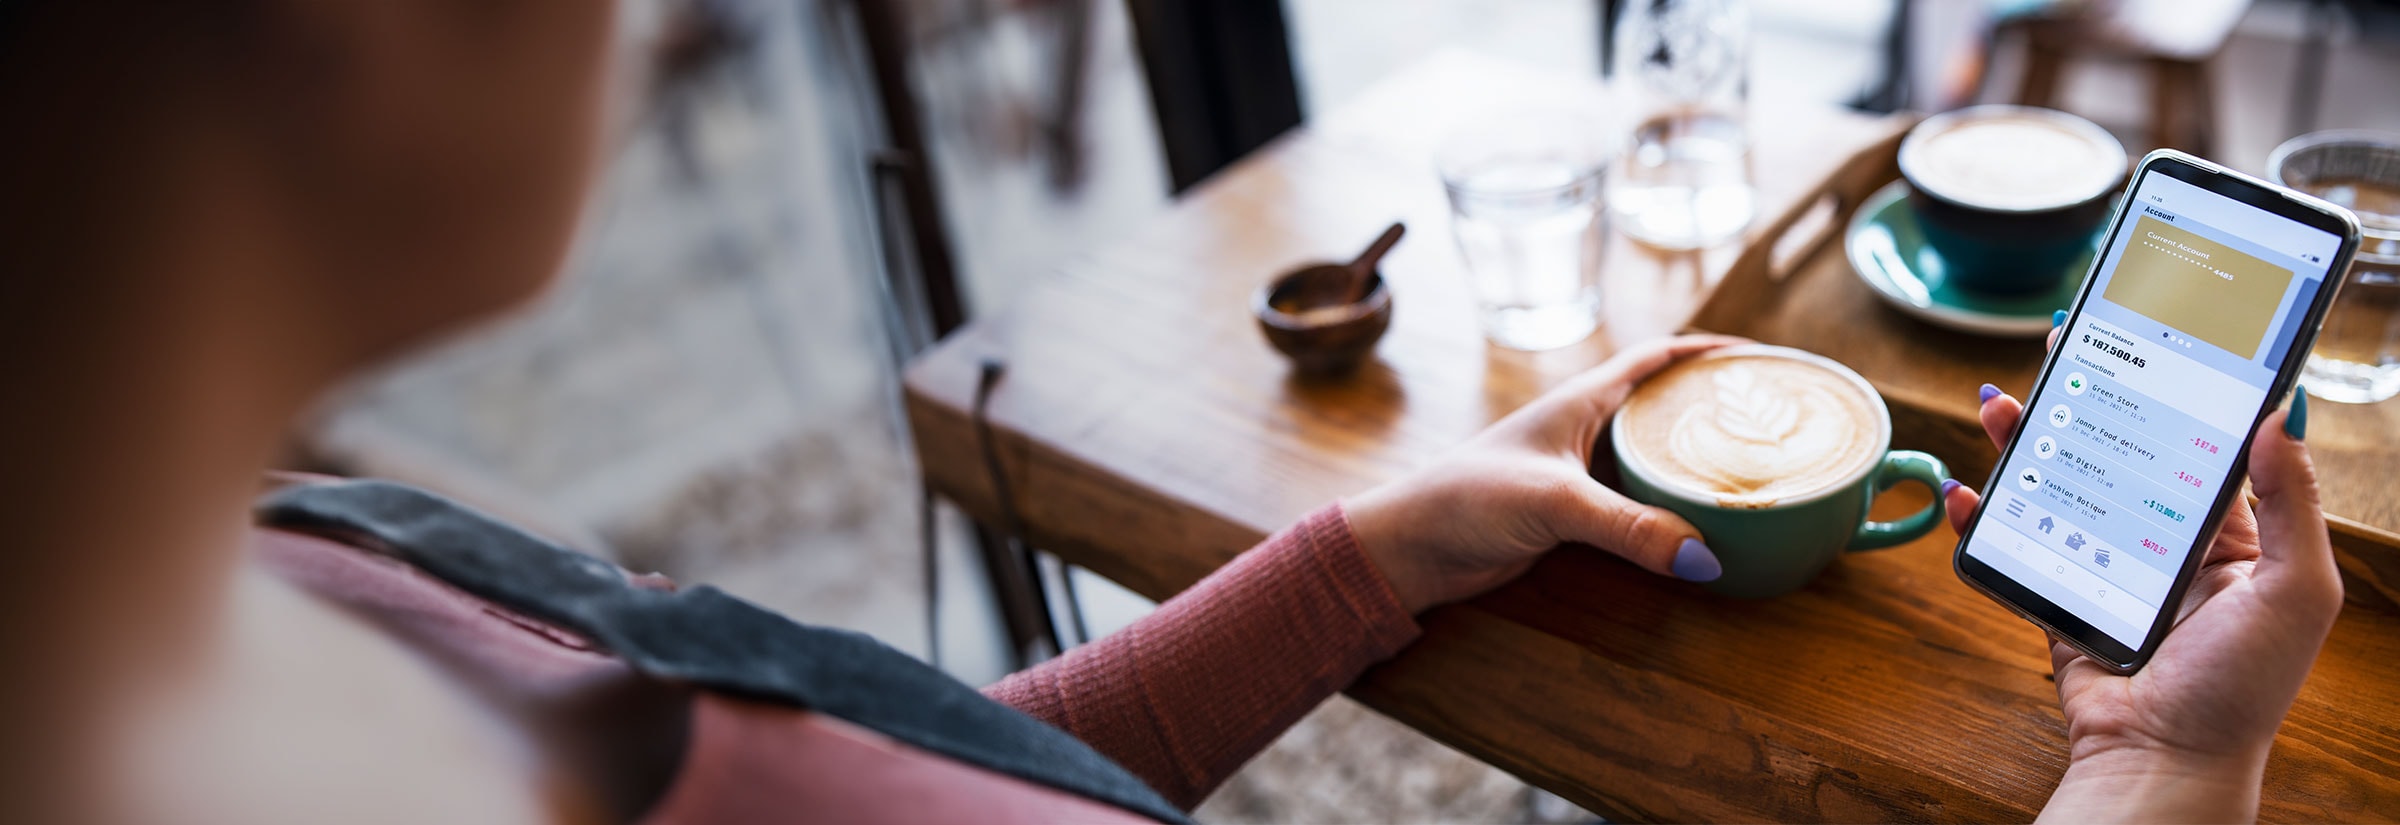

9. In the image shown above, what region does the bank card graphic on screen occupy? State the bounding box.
[2105,215,2294,358]
[1965,171,2341,648]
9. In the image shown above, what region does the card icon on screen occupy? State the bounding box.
[2103,215,2294,359]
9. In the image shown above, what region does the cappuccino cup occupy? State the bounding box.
[1898,105,2126,293]
[1609,345,1948,598]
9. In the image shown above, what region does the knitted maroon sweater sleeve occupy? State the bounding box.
[980,503,1422,809]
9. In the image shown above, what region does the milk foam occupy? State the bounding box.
[1906,115,2121,211]
[1620,355,1883,508]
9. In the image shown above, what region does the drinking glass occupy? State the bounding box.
[2270,131,2400,404]
[2305,258,2400,404]
[1607,0,1755,250]
[1438,112,1609,351]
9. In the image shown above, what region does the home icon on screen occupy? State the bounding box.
[2038,516,2056,534]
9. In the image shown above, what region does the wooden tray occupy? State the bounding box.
[1684,123,2400,597]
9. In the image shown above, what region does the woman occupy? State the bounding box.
[0,2,2341,823]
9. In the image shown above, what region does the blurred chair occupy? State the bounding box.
[1124,0,1303,192]
[2289,0,2400,135]
[1993,0,2251,155]
[852,0,1063,669]
[848,0,1304,668]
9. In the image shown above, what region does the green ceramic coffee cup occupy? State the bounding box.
[1609,346,1948,598]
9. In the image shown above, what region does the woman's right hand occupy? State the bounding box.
[1940,334,2343,822]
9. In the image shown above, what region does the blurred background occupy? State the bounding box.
[290,0,2400,821]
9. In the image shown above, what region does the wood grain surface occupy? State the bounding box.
[903,51,2400,821]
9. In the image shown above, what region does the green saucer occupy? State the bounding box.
[1846,180,2093,337]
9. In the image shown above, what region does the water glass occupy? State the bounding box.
[2305,261,2400,404]
[2269,131,2400,404]
[1607,0,1755,250]
[1438,112,1609,351]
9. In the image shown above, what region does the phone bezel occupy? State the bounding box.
[1951,149,2362,673]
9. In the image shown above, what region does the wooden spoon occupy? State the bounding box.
[1344,222,1406,304]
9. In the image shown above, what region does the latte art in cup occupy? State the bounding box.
[1901,112,2123,212]
[1617,354,1885,508]
[1608,345,1949,596]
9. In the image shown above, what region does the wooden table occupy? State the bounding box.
[904,51,2400,821]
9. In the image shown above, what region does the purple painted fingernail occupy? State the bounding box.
[1671,538,1722,582]
[1979,383,2001,404]
[1940,479,1962,499]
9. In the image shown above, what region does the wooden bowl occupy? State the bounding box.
[1254,263,1393,375]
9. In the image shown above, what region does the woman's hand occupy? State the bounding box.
[1942,329,2342,822]
[1343,334,1746,614]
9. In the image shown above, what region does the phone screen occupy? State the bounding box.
[1962,167,2344,651]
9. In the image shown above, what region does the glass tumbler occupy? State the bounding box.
[1438,112,1609,351]
[2308,255,2400,404]
[2269,131,2400,404]
[1607,0,1755,250]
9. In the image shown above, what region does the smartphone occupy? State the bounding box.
[1953,149,2362,673]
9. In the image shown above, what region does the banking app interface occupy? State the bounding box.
[1966,171,2340,647]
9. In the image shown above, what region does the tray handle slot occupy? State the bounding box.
[1693,121,1913,333]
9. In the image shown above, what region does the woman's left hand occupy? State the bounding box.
[1344,334,1746,614]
